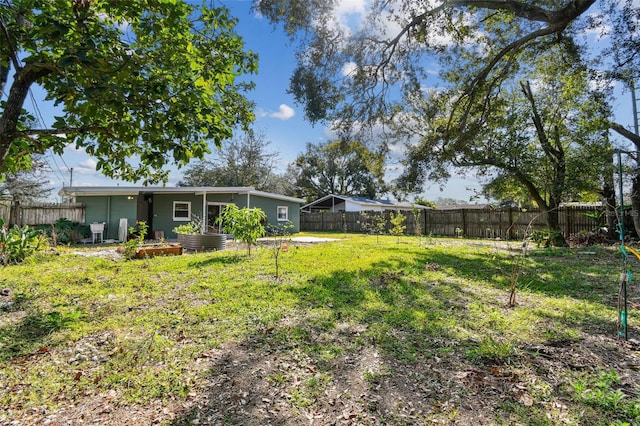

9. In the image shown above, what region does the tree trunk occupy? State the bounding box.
[0,65,51,172]
[544,200,568,246]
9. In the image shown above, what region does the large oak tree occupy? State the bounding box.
[178,131,292,195]
[288,139,386,202]
[1,0,257,184]
[257,0,637,236]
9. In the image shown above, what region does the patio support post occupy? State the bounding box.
[202,191,207,234]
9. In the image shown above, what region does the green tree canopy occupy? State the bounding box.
[288,139,387,202]
[256,1,617,126]
[257,0,628,237]
[178,131,292,194]
[256,4,640,178]
[0,0,257,183]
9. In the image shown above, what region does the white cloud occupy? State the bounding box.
[335,0,366,16]
[63,143,82,153]
[269,104,295,120]
[341,61,358,77]
[76,158,98,174]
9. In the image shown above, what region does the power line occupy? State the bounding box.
[27,84,71,185]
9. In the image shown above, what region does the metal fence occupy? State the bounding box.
[300,205,607,239]
[0,201,85,226]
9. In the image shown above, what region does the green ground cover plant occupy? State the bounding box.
[0,234,638,425]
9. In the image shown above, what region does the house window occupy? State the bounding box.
[173,201,191,221]
[277,206,289,221]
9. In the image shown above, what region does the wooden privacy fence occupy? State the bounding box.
[0,202,85,226]
[300,205,607,239]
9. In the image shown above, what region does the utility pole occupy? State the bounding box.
[70,167,73,187]
[631,79,640,172]
[632,79,639,137]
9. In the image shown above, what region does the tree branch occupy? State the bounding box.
[0,13,21,72]
[609,121,640,150]
[466,156,549,210]
[520,80,561,161]
[377,1,596,133]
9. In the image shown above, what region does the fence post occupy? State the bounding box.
[508,207,514,240]
[424,209,428,236]
[462,209,467,237]
[10,201,19,226]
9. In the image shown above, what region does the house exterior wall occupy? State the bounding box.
[249,195,301,232]
[77,195,137,240]
[76,190,302,240]
[152,192,301,238]
[151,193,203,238]
[330,200,346,212]
[344,200,384,212]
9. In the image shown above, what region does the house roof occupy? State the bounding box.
[301,194,431,211]
[435,203,492,210]
[58,186,306,204]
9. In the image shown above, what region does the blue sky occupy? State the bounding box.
[42,0,330,194]
[30,1,637,202]
[35,0,490,202]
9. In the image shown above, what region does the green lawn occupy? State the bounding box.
[0,234,638,425]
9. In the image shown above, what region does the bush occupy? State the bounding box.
[567,231,611,247]
[219,205,266,255]
[36,218,89,245]
[172,222,200,235]
[0,218,46,265]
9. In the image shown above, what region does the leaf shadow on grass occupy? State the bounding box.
[171,261,479,425]
[0,310,80,360]
[187,254,246,268]
[411,245,619,303]
[169,242,629,425]
[413,247,622,334]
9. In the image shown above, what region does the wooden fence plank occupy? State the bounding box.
[300,206,607,240]
[0,202,85,226]
[0,202,10,223]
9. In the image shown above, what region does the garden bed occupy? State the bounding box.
[177,233,227,251]
[134,244,183,258]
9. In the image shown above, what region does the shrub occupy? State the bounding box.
[0,218,46,265]
[389,211,406,243]
[36,218,89,245]
[172,222,200,235]
[219,205,266,255]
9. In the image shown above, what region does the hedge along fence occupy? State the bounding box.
[0,201,85,227]
[300,205,610,239]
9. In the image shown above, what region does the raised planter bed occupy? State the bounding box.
[135,244,183,259]
[177,233,227,251]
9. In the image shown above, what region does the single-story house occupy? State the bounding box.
[58,186,305,240]
[301,194,431,213]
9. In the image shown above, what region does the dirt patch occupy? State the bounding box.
[23,319,640,426]
[72,248,124,261]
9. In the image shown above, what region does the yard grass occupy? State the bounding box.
[1,234,639,425]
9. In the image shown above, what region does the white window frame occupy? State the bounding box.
[277,205,289,221]
[173,201,191,221]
